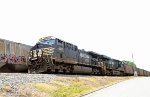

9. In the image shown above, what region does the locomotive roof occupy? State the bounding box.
[112,58,121,62]
[88,51,111,59]
[39,36,56,40]
[40,36,78,47]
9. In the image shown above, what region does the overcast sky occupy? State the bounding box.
[0,0,150,71]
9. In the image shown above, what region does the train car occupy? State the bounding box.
[72,49,93,74]
[136,68,141,76]
[143,70,146,76]
[139,69,144,76]
[29,36,80,73]
[98,58,125,76]
[146,71,149,76]
[87,52,124,76]
[145,70,149,76]
[108,59,125,76]
[147,71,149,76]
[123,62,134,76]
[0,38,31,72]
[87,52,111,75]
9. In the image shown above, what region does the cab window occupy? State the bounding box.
[57,39,63,47]
[39,39,55,45]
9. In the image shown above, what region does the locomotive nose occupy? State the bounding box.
[31,43,48,50]
[29,47,55,60]
[28,47,55,73]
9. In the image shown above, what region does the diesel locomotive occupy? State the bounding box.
[28,36,150,76]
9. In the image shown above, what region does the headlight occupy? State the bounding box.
[37,49,42,57]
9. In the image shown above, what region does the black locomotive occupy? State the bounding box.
[28,36,150,76]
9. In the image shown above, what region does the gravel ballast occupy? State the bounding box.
[0,73,58,97]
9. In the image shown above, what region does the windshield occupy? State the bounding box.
[38,39,55,45]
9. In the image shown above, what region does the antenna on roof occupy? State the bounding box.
[132,53,134,63]
[132,53,137,76]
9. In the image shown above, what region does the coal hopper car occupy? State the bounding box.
[0,38,32,72]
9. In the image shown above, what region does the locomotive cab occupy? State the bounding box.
[29,36,56,60]
[31,36,56,50]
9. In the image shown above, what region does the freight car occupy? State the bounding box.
[0,38,32,72]
[28,36,150,76]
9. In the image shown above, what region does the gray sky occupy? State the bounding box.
[0,0,150,71]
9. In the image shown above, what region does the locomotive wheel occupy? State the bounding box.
[63,69,66,73]
[55,69,59,73]
[47,69,52,73]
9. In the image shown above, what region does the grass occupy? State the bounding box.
[1,85,12,92]
[18,76,133,97]
[0,85,12,97]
